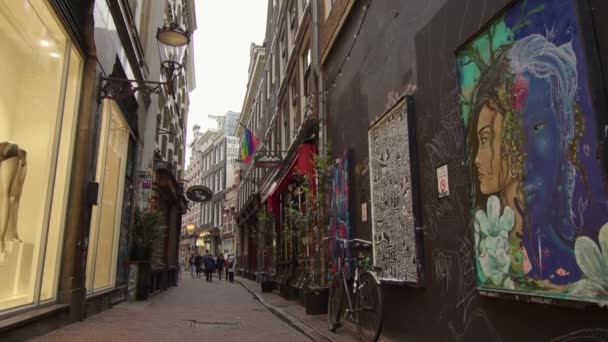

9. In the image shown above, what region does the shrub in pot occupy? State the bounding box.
[304,287,329,315]
[130,208,166,300]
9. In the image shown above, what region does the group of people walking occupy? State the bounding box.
[189,250,236,282]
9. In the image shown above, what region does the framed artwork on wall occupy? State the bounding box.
[456,0,608,306]
[368,96,423,285]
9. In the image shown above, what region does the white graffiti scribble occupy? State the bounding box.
[551,328,608,342]
[369,98,420,283]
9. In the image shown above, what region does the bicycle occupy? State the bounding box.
[328,238,383,342]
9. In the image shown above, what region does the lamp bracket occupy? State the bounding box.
[98,74,166,103]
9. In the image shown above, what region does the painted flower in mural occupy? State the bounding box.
[474,196,515,288]
[571,223,608,298]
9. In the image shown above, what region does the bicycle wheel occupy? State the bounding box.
[328,273,345,332]
[355,272,383,342]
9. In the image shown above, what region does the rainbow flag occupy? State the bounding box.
[240,127,260,163]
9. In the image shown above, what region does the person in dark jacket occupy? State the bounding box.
[194,252,203,278]
[203,250,216,282]
[189,253,196,278]
[216,253,225,280]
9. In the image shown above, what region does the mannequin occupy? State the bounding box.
[0,142,26,253]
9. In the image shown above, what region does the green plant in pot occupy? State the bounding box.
[303,146,332,314]
[258,209,277,292]
[130,208,166,300]
[130,208,166,262]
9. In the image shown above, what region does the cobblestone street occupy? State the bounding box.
[33,274,312,342]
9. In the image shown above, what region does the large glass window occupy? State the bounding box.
[0,0,83,313]
[86,101,129,293]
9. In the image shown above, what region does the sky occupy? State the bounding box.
[185,1,268,164]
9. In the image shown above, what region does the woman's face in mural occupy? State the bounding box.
[520,73,561,208]
[475,103,512,195]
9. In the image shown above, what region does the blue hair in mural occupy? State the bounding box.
[458,0,608,303]
[509,34,581,283]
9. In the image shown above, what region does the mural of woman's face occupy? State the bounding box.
[520,74,561,210]
[475,103,509,195]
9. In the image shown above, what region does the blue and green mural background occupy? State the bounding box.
[457,0,608,304]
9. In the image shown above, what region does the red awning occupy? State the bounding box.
[265,143,316,207]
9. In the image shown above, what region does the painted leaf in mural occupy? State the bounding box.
[457,0,608,305]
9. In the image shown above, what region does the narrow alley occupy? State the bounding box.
[2,0,608,341]
[33,275,312,342]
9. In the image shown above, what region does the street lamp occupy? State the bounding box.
[185,224,196,235]
[157,20,190,97]
[98,6,190,102]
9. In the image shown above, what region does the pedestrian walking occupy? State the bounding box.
[203,249,216,282]
[194,252,203,278]
[224,250,229,282]
[227,253,236,283]
[216,253,225,280]
[189,253,196,278]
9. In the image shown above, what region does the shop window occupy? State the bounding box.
[85,101,129,293]
[283,101,290,148]
[161,135,167,157]
[0,0,83,312]
[163,108,170,128]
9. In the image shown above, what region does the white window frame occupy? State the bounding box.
[86,100,129,295]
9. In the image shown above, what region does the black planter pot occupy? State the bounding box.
[278,283,290,299]
[287,285,299,300]
[298,288,305,306]
[304,287,329,315]
[261,280,276,293]
[131,245,151,262]
[136,262,151,301]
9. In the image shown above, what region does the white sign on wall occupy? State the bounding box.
[361,202,368,222]
[437,164,449,198]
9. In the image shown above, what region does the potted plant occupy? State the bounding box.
[303,146,332,314]
[130,208,166,300]
[258,210,277,292]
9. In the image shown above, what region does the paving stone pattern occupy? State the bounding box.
[32,274,312,342]
[237,277,362,342]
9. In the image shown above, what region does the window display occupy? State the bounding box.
[86,101,129,294]
[0,0,83,313]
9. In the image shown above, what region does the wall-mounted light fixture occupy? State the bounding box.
[99,3,190,102]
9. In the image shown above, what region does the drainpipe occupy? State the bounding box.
[312,0,325,153]
[312,0,328,287]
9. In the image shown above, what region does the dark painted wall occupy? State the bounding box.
[324,0,608,340]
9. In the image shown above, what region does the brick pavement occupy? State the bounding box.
[237,277,395,342]
[32,273,312,342]
[237,277,362,342]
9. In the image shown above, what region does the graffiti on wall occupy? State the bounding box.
[369,96,422,284]
[327,153,349,278]
[457,0,608,304]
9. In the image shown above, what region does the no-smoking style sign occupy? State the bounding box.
[437,164,449,198]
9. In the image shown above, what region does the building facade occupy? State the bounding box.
[320,0,608,341]
[182,112,240,256]
[1,0,196,339]
[235,0,321,287]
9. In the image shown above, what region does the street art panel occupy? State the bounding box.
[369,96,423,284]
[327,153,349,279]
[457,0,608,305]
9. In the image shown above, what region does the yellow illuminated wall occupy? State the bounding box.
[0,0,82,311]
[86,101,129,293]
